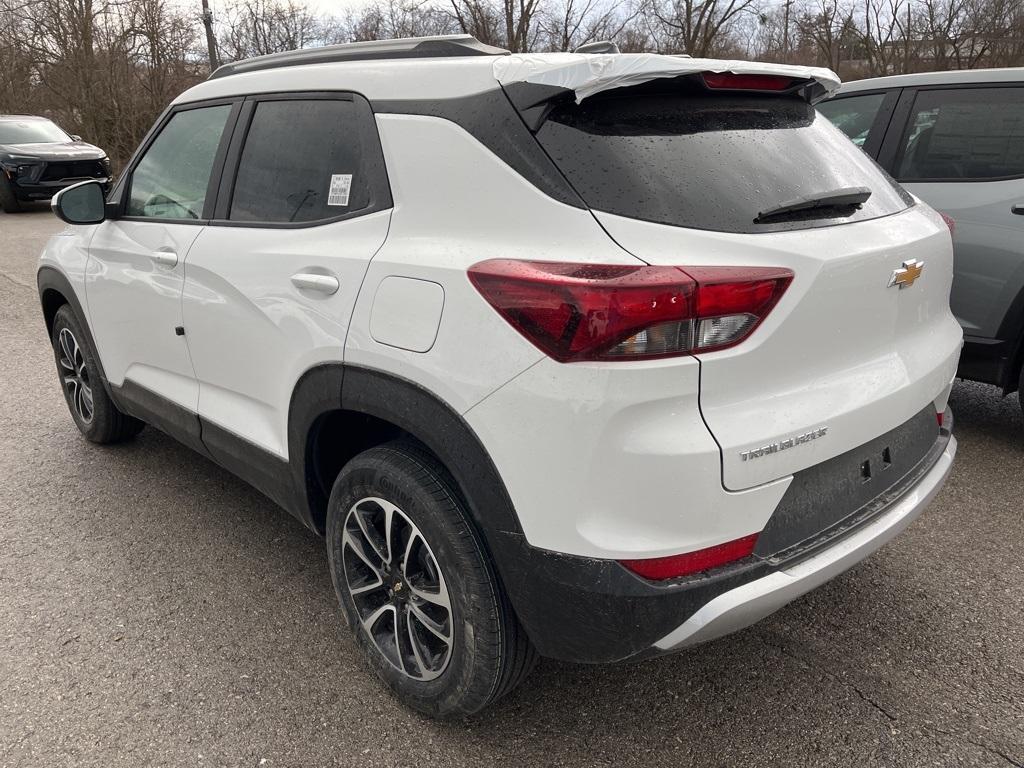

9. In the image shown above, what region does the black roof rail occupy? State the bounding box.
[209,35,510,80]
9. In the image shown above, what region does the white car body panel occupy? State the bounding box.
[465,356,793,559]
[85,219,204,410]
[345,113,642,416]
[597,206,962,490]
[181,211,392,459]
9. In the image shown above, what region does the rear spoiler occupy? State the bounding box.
[493,52,840,107]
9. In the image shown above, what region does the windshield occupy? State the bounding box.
[535,88,911,233]
[0,119,70,145]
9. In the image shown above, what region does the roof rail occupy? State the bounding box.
[209,34,510,80]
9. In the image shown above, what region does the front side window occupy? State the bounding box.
[817,92,887,148]
[895,87,1024,181]
[127,104,232,220]
[229,99,370,224]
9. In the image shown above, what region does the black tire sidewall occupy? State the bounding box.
[0,178,22,213]
[326,445,503,717]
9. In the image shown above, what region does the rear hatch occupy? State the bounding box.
[517,70,962,490]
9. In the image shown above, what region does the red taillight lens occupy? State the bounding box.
[937,408,947,428]
[468,260,792,362]
[619,533,760,580]
[702,73,795,91]
[939,212,956,237]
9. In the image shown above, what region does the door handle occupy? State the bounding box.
[290,272,340,295]
[150,250,178,267]
[1012,204,1024,215]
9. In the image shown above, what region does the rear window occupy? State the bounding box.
[535,87,912,234]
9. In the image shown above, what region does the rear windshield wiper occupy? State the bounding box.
[754,186,872,224]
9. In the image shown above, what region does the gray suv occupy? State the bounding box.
[819,68,1024,413]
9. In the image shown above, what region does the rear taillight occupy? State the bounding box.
[468,260,792,362]
[619,533,760,580]
[702,73,795,91]
[939,212,956,237]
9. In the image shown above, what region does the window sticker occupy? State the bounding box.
[327,173,352,207]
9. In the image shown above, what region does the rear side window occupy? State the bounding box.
[895,87,1024,181]
[535,89,911,234]
[229,99,371,223]
[817,92,887,148]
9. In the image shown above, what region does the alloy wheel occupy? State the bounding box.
[341,497,454,681]
[58,327,94,424]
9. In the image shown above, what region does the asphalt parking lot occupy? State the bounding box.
[1,206,1022,768]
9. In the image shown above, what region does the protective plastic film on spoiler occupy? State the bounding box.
[492,52,841,103]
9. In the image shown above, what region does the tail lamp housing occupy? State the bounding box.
[468,260,792,363]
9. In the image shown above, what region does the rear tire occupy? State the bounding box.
[50,304,144,443]
[0,178,22,213]
[326,441,536,717]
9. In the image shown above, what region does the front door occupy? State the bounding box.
[86,102,237,421]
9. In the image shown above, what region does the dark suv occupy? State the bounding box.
[0,115,111,213]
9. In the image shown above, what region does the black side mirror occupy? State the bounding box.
[52,180,106,225]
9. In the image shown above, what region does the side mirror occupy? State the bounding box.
[52,180,106,225]
[70,134,82,142]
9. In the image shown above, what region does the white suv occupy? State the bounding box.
[38,35,961,716]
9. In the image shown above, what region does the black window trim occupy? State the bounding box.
[878,82,1024,184]
[819,87,901,159]
[210,90,394,230]
[110,97,243,226]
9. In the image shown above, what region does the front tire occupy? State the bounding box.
[0,178,23,213]
[326,441,536,717]
[50,304,144,443]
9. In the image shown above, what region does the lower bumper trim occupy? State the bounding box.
[653,434,957,651]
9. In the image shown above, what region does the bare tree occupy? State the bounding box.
[642,0,758,56]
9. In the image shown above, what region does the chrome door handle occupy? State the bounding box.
[1012,203,1024,215]
[290,272,340,295]
[150,250,178,267]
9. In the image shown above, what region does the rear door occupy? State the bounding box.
[181,93,392,463]
[880,85,1024,341]
[533,81,961,490]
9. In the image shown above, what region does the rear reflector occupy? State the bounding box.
[468,261,792,362]
[702,73,795,91]
[619,533,760,580]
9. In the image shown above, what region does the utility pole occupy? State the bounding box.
[202,0,219,72]
[782,0,793,63]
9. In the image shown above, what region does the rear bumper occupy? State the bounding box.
[654,433,956,651]
[497,419,955,664]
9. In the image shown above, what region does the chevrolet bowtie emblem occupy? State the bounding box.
[889,259,924,289]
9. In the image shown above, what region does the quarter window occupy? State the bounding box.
[127,105,232,220]
[895,87,1024,181]
[228,99,370,224]
[817,92,887,148]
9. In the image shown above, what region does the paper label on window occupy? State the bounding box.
[327,174,352,207]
